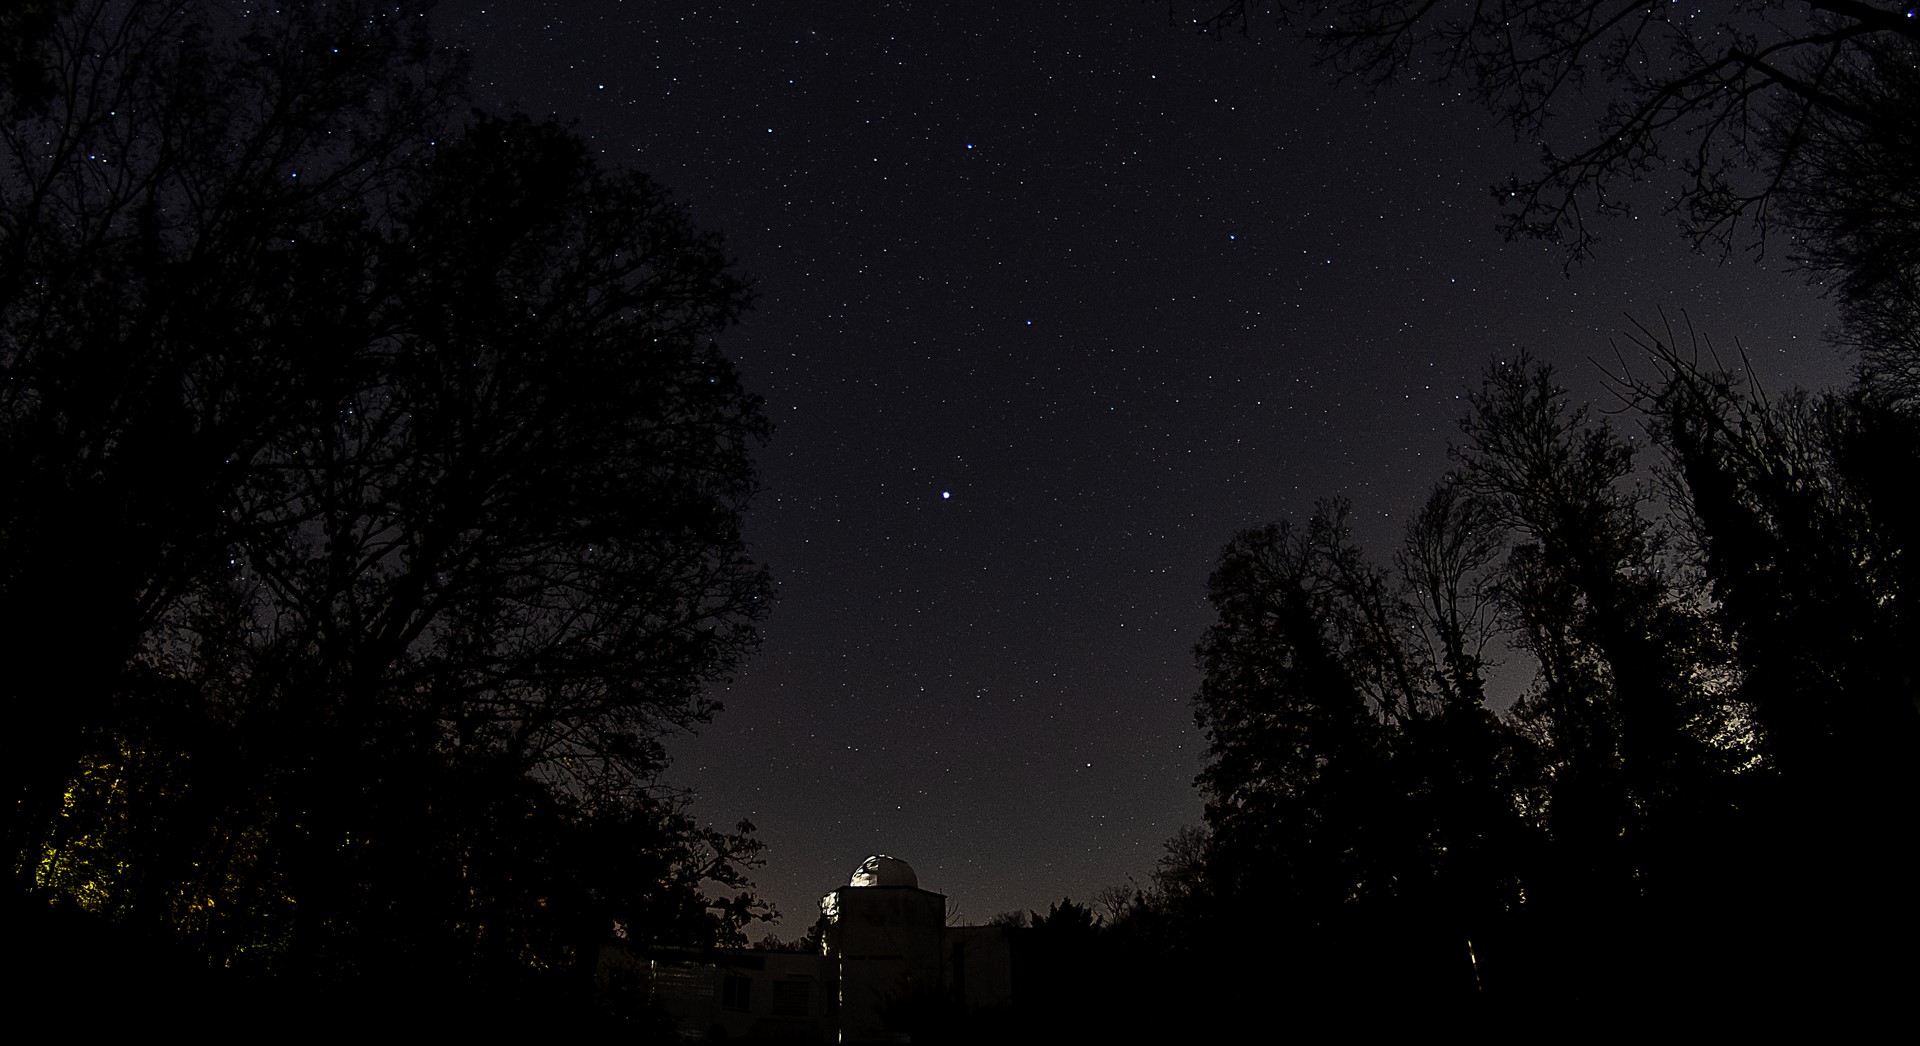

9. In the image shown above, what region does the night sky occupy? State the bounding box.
[453,1,1847,932]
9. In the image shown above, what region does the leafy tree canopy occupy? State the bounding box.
[3,0,774,991]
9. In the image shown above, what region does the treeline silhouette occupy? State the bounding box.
[2,2,770,1022]
[1109,0,1920,1025]
[928,3,1920,1029]
[1176,346,1916,1016]
[1000,3,1920,1026]
[965,345,1918,1033]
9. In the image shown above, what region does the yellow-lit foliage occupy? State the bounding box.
[31,735,294,968]
[34,744,141,916]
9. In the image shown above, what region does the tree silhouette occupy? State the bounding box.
[1182,355,1815,1011]
[1165,0,1920,1016]
[1457,355,1762,1001]
[4,0,772,993]
[1192,494,1539,1007]
[1638,332,1920,999]
[2,0,464,880]
[1195,510,1394,926]
[1185,2,1919,256]
[1644,344,1917,787]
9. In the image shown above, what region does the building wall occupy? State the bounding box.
[824,886,947,1042]
[609,870,1018,1042]
[945,924,1016,1012]
[598,946,831,1042]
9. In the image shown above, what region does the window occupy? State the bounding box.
[771,979,810,1017]
[722,974,752,1013]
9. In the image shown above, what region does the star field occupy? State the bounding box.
[455,1,1846,930]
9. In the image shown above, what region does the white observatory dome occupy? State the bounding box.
[848,854,918,889]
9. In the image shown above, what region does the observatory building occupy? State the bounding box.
[604,854,1016,1042]
[821,854,1014,1041]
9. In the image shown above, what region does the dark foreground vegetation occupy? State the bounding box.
[889,341,1919,1036]
[1072,0,1920,1026]
[894,338,1920,1035]
[3,1,769,1020]
[1093,345,1919,1026]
